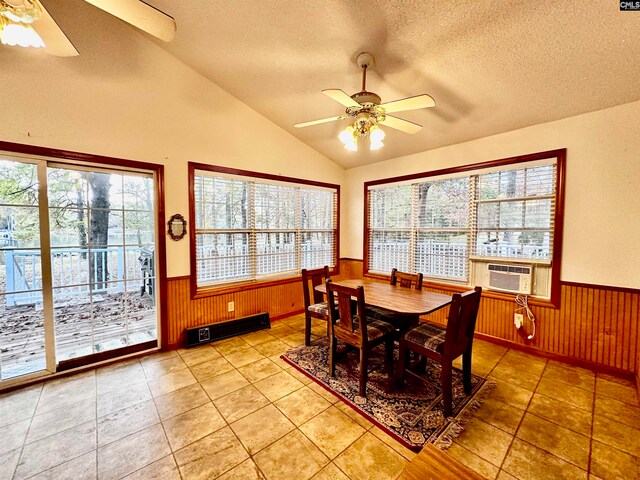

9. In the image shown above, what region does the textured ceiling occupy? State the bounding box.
[38,1,640,168]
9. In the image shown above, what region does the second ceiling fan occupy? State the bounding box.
[295,52,435,151]
[0,0,176,56]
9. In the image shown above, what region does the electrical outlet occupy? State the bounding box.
[514,313,524,329]
[228,301,234,312]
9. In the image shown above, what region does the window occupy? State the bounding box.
[365,150,565,303]
[190,164,339,289]
[474,165,555,260]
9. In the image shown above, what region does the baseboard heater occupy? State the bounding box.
[185,312,271,348]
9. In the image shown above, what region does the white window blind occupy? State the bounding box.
[194,170,337,286]
[367,159,557,282]
[368,185,412,273]
[416,177,470,281]
[474,164,556,260]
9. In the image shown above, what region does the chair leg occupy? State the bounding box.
[328,336,336,377]
[385,339,394,391]
[441,361,453,417]
[359,348,368,397]
[396,340,407,387]
[462,348,472,395]
[304,313,311,346]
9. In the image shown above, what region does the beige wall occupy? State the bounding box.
[0,4,343,278]
[341,100,640,289]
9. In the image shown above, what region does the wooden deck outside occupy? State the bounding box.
[0,291,157,380]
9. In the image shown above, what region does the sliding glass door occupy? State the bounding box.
[48,165,157,365]
[0,156,159,382]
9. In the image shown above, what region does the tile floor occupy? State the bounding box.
[0,314,639,480]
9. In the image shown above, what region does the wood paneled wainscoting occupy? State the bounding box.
[166,261,639,382]
[338,259,639,379]
[166,276,305,348]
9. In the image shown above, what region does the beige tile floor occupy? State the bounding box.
[1,313,639,480]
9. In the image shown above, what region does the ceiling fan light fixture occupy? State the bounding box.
[344,141,358,152]
[370,139,384,151]
[339,124,358,152]
[338,124,354,143]
[368,125,385,151]
[370,124,385,142]
[0,0,42,24]
[0,15,44,47]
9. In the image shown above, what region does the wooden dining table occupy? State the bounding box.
[315,278,452,331]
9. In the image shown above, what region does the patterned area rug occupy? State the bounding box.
[282,337,494,451]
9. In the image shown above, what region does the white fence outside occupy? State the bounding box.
[370,241,551,279]
[196,242,334,283]
[475,243,550,259]
[3,246,151,306]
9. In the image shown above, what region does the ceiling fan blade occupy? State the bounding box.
[35,2,79,57]
[294,115,348,128]
[379,94,435,114]
[322,89,360,108]
[83,0,176,42]
[378,115,423,134]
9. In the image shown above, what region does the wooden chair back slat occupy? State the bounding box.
[390,268,423,290]
[326,280,369,344]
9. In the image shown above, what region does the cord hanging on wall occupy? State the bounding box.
[515,294,536,341]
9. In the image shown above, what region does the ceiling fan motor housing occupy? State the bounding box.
[347,91,383,121]
[350,91,381,106]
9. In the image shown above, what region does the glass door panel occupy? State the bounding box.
[48,166,157,363]
[0,156,159,383]
[0,160,47,380]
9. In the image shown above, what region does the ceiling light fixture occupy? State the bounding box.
[338,113,387,152]
[295,51,435,151]
[337,55,388,152]
[0,0,45,48]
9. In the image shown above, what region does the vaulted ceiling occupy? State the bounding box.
[19,1,640,168]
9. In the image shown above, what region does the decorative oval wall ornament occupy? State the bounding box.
[167,213,187,241]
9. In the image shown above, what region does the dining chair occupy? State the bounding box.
[325,278,396,397]
[367,268,424,326]
[390,268,424,289]
[396,287,482,417]
[301,266,331,346]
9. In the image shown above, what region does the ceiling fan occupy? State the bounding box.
[294,52,435,151]
[0,0,176,56]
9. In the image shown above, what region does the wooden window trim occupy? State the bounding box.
[363,149,566,308]
[188,162,340,299]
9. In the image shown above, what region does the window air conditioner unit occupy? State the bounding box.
[487,264,533,295]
